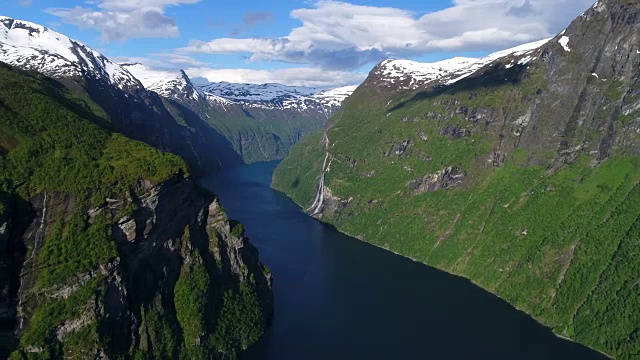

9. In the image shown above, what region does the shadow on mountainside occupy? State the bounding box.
[389,62,530,113]
[166,99,244,171]
[77,72,242,175]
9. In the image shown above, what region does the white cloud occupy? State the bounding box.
[184,67,367,88]
[151,53,211,67]
[180,0,594,69]
[111,53,210,68]
[46,0,200,41]
[98,0,200,10]
[185,38,289,55]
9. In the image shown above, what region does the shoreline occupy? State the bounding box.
[270,182,614,360]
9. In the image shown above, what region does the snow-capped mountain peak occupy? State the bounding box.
[121,63,206,102]
[196,81,356,112]
[198,82,320,102]
[373,39,551,91]
[377,57,478,89]
[0,16,142,92]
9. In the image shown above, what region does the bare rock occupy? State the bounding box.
[440,124,472,139]
[410,167,466,194]
[384,140,413,157]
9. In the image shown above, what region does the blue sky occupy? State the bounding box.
[2,0,595,87]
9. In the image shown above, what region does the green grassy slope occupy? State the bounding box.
[274,40,640,360]
[0,63,187,198]
[272,131,326,207]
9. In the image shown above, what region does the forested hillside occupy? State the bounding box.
[0,63,272,359]
[273,0,640,357]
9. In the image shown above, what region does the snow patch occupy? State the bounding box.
[313,85,358,108]
[375,39,549,90]
[122,63,204,101]
[197,81,356,112]
[378,57,477,88]
[559,36,571,52]
[0,16,141,92]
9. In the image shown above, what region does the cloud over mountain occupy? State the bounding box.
[180,0,594,70]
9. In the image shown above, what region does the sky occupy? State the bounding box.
[2,0,596,88]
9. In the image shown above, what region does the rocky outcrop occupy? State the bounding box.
[409,167,466,194]
[384,140,413,157]
[440,125,472,139]
[9,175,273,359]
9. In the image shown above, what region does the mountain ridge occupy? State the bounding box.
[122,62,356,114]
[367,38,551,94]
[273,0,640,358]
[0,15,353,165]
[0,16,142,93]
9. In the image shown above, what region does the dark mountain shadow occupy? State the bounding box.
[390,62,530,112]
[241,107,256,119]
[79,75,243,176]
[165,99,244,170]
[0,192,32,359]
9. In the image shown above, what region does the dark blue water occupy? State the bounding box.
[200,161,606,360]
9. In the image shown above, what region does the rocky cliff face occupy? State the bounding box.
[274,0,640,358]
[8,175,272,358]
[355,0,640,169]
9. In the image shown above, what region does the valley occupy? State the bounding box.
[1,0,638,358]
[202,161,606,360]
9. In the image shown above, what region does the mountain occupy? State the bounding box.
[123,63,356,163]
[198,81,355,114]
[0,16,244,175]
[0,63,272,359]
[0,15,355,170]
[0,16,141,93]
[273,0,640,358]
[122,63,355,113]
[120,63,208,108]
[372,39,549,91]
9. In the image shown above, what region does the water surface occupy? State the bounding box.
[200,161,605,360]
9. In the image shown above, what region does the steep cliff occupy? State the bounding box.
[0,63,272,358]
[273,0,640,358]
[9,176,272,359]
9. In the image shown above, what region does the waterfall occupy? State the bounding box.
[29,192,47,260]
[19,192,47,330]
[308,134,330,215]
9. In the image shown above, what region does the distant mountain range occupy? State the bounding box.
[121,63,356,113]
[0,16,356,165]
